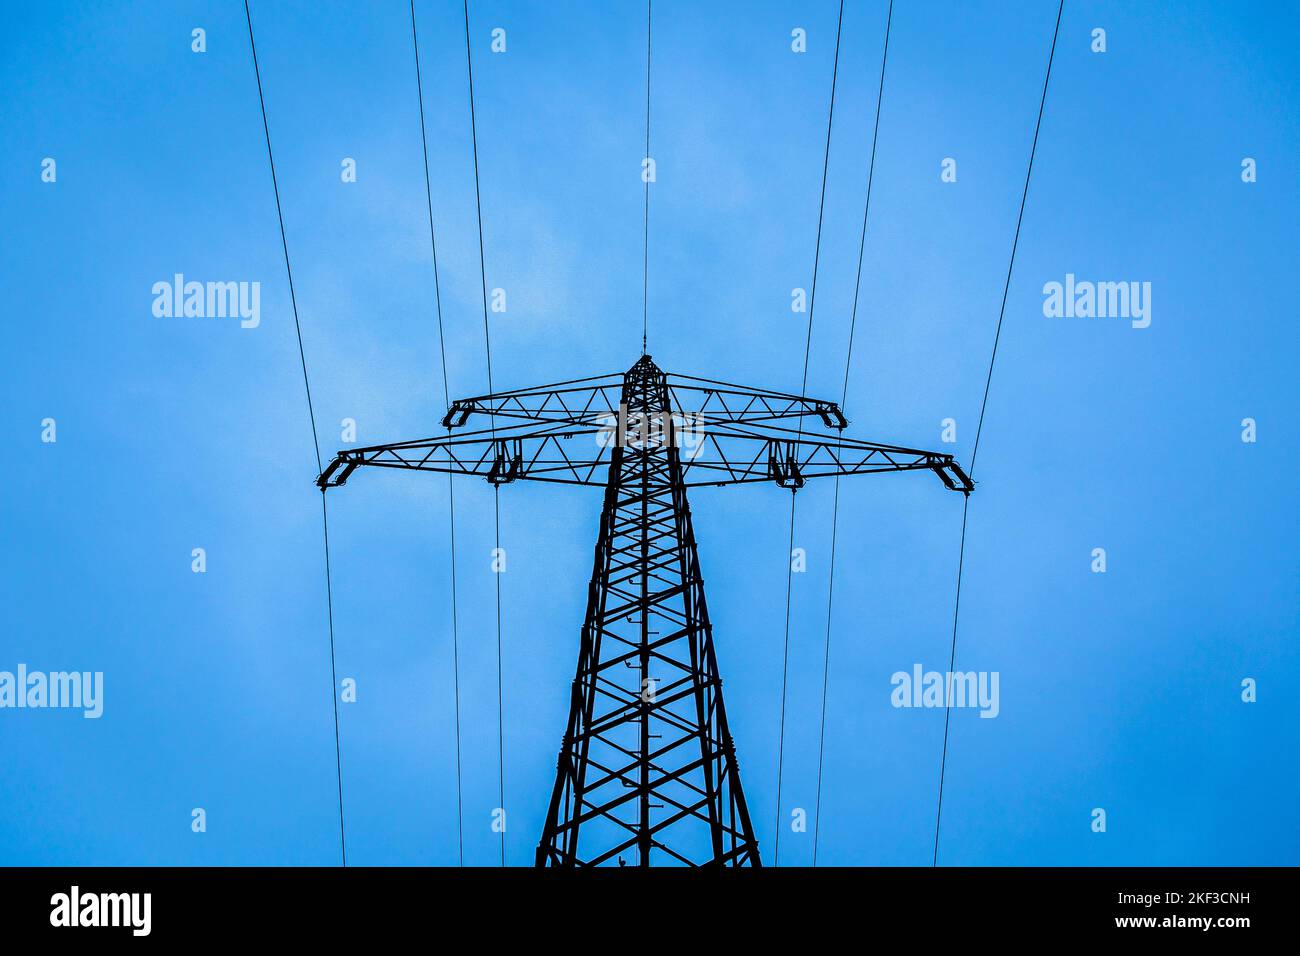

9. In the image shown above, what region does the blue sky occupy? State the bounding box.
[2,0,1296,866]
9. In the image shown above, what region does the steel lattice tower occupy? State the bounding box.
[535,357,758,866]
[318,354,972,867]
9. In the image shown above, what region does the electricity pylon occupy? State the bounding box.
[318,355,972,866]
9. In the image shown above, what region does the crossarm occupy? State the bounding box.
[438,371,848,431]
[678,426,972,492]
[317,418,972,494]
[317,421,615,488]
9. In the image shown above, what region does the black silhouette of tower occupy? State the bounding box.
[534,357,759,866]
[318,355,971,867]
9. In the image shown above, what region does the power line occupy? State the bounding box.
[932,0,1064,868]
[836,1,892,416]
[463,1,494,396]
[493,486,504,867]
[411,1,451,408]
[641,0,653,355]
[410,0,465,867]
[774,499,799,866]
[774,0,844,867]
[812,0,893,867]
[317,498,347,865]
[242,0,347,866]
[797,0,844,399]
[462,0,506,868]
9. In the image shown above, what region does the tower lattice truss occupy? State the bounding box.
[318,355,972,866]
